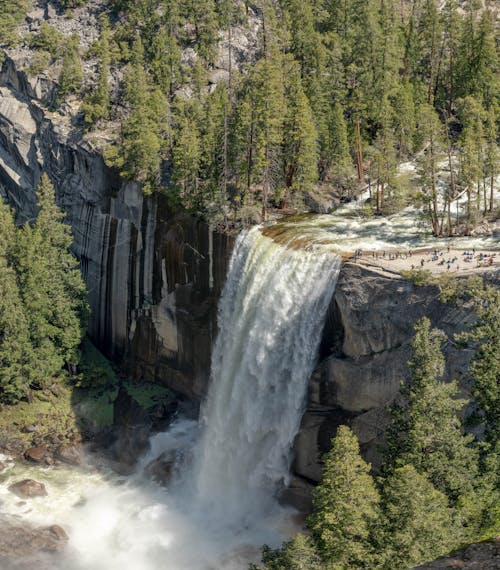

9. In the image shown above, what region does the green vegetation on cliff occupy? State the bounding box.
[254,309,500,570]
[0,175,88,403]
[4,1,497,228]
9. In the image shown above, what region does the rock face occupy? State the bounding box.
[413,539,500,569]
[292,262,488,485]
[0,53,232,400]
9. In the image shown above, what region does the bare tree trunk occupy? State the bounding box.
[355,118,364,184]
[490,173,495,212]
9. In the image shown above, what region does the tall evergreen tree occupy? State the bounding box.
[58,34,83,100]
[385,317,479,501]
[15,175,88,386]
[309,425,380,568]
[378,465,454,569]
[0,201,32,402]
[282,61,318,206]
[83,14,112,127]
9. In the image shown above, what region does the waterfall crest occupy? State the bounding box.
[192,228,341,522]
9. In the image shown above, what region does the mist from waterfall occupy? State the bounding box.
[0,228,341,570]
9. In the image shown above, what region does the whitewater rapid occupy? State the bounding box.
[0,228,341,570]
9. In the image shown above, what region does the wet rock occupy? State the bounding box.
[46,525,68,542]
[54,444,83,466]
[279,476,314,512]
[24,446,48,463]
[112,387,152,471]
[145,453,175,486]
[0,516,68,568]
[8,479,47,499]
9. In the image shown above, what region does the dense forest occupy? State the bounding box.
[1,0,499,229]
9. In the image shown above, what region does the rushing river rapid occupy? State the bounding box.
[0,228,341,570]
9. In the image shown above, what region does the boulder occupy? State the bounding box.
[8,479,47,499]
[112,387,152,470]
[54,445,83,466]
[24,446,48,463]
[0,516,68,567]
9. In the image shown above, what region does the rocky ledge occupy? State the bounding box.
[414,538,500,569]
[292,262,499,494]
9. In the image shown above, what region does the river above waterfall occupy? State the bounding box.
[264,195,499,253]
[0,228,341,570]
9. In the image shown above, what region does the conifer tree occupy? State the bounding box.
[329,100,353,183]
[15,175,88,386]
[415,104,446,235]
[309,425,380,568]
[386,318,479,501]
[58,34,83,100]
[83,14,111,127]
[252,534,322,570]
[282,62,318,206]
[378,465,454,569]
[0,201,32,402]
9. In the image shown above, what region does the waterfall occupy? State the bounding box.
[0,226,342,570]
[191,227,341,523]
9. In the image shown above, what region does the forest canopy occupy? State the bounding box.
[4,0,498,229]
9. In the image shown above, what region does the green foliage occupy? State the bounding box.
[309,425,380,568]
[30,23,64,58]
[0,0,27,47]
[457,280,500,443]
[76,337,117,389]
[0,201,32,402]
[58,35,83,99]
[82,15,111,127]
[252,534,322,570]
[377,465,454,569]
[0,175,88,403]
[36,0,496,224]
[27,50,51,76]
[385,317,479,501]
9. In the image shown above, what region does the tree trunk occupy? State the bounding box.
[355,118,364,184]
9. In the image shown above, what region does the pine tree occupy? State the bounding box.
[252,534,322,570]
[378,465,454,569]
[58,34,83,100]
[0,200,32,402]
[15,175,88,386]
[329,100,352,182]
[105,34,169,193]
[309,425,380,568]
[282,61,318,207]
[171,105,202,208]
[83,14,111,127]
[458,96,486,224]
[415,104,446,235]
[385,317,479,501]
[457,280,500,443]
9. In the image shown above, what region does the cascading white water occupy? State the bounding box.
[0,227,341,570]
[191,228,341,523]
